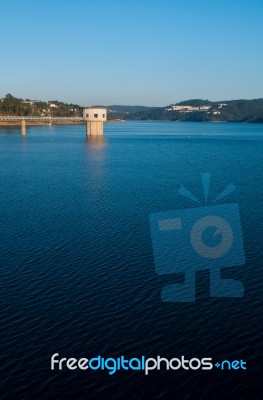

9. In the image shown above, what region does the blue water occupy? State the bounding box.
[0,122,262,399]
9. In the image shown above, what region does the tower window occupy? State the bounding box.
[103,114,105,118]
[86,114,89,118]
[94,114,98,118]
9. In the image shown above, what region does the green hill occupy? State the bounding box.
[123,99,263,122]
[1,94,263,123]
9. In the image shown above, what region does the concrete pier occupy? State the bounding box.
[21,119,26,136]
[83,107,107,137]
[86,121,104,136]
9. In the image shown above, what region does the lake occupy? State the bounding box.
[0,121,262,399]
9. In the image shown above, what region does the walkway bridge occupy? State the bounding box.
[0,108,107,137]
[0,116,84,136]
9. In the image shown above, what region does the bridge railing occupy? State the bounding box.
[0,116,85,122]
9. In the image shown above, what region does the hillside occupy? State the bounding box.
[123,99,263,122]
[1,94,263,123]
[0,94,83,117]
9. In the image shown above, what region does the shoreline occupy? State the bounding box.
[0,121,84,127]
[0,120,261,127]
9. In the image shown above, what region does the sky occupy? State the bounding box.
[0,0,263,106]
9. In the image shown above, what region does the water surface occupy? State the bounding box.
[0,122,262,399]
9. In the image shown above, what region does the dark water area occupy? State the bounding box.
[0,121,262,399]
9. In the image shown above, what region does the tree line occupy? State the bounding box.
[0,94,83,117]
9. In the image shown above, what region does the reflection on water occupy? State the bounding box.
[0,126,20,135]
[86,135,106,149]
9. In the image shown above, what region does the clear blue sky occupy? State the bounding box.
[1,0,263,106]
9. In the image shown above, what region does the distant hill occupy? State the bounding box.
[107,105,153,113]
[174,99,213,106]
[103,105,158,120]
[1,94,263,122]
[122,99,263,123]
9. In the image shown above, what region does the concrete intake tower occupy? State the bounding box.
[83,107,107,137]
